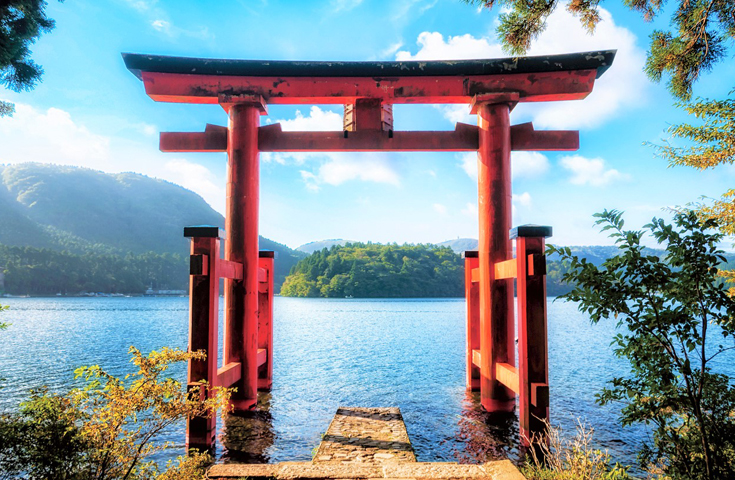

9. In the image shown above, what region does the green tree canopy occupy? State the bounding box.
[549,210,735,479]
[1,0,63,116]
[468,0,735,100]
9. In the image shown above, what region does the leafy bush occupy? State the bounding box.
[0,347,230,479]
[549,210,735,480]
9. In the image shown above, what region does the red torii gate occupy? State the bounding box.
[123,50,614,451]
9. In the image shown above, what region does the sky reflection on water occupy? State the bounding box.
[1,296,720,469]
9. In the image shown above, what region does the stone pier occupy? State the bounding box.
[207,406,526,479]
[313,407,416,464]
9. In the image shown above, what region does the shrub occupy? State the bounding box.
[549,210,735,479]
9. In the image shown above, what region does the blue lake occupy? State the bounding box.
[0,296,704,468]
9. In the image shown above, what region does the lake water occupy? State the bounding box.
[0,296,707,469]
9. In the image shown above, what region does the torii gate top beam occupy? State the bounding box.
[122,50,615,105]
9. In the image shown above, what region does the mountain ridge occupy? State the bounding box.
[0,163,303,292]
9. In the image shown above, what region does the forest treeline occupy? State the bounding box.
[281,243,465,297]
[280,243,575,298]
[0,245,188,295]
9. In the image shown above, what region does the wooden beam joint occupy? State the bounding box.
[495,362,519,394]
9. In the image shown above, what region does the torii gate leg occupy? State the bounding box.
[477,101,515,412]
[225,103,260,410]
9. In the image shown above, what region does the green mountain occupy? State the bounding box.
[0,163,303,294]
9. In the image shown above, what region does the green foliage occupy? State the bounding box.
[0,389,89,480]
[466,0,735,100]
[0,347,229,480]
[549,210,735,479]
[0,244,188,294]
[281,243,465,298]
[0,1,63,116]
[0,304,7,331]
[652,93,735,245]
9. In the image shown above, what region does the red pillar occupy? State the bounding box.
[184,227,222,450]
[514,226,551,444]
[477,102,515,412]
[257,251,274,390]
[224,103,260,411]
[464,251,480,391]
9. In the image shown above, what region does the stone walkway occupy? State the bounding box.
[313,407,416,464]
[207,406,527,479]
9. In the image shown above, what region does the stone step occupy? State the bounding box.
[207,406,527,479]
[314,407,416,465]
[207,459,526,479]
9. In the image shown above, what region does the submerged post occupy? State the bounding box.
[257,251,275,390]
[184,226,223,451]
[514,225,552,445]
[477,100,515,412]
[464,251,480,391]
[224,98,265,411]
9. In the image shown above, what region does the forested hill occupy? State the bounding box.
[280,243,465,298]
[0,163,303,294]
[279,243,681,298]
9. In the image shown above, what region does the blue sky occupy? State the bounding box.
[1,0,733,249]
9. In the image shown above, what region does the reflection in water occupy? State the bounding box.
[452,391,521,464]
[220,393,275,464]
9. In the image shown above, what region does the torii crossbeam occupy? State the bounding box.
[124,50,615,451]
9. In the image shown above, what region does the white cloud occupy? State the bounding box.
[278,106,342,131]
[262,107,343,165]
[314,154,400,188]
[297,154,400,191]
[123,0,157,12]
[457,151,549,180]
[434,105,475,126]
[300,170,320,192]
[151,19,171,33]
[163,159,223,208]
[433,203,448,214]
[515,8,647,129]
[396,31,503,61]
[513,152,550,178]
[462,202,478,217]
[0,103,110,166]
[512,192,532,208]
[332,0,363,12]
[264,107,401,191]
[390,0,438,24]
[559,155,627,186]
[399,8,646,130]
[380,41,404,59]
[0,101,226,213]
[458,152,477,180]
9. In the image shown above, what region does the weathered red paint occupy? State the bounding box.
[140,69,598,105]
[464,253,480,391]
[138,50,612,449]
[185,236,220,451]
[257,252,274,390]
[516,236,550,445]
[161,122,577,153]
[224,102,261,411]
[477,101,515,413]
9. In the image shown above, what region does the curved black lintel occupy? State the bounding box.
[123,50,616,81]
